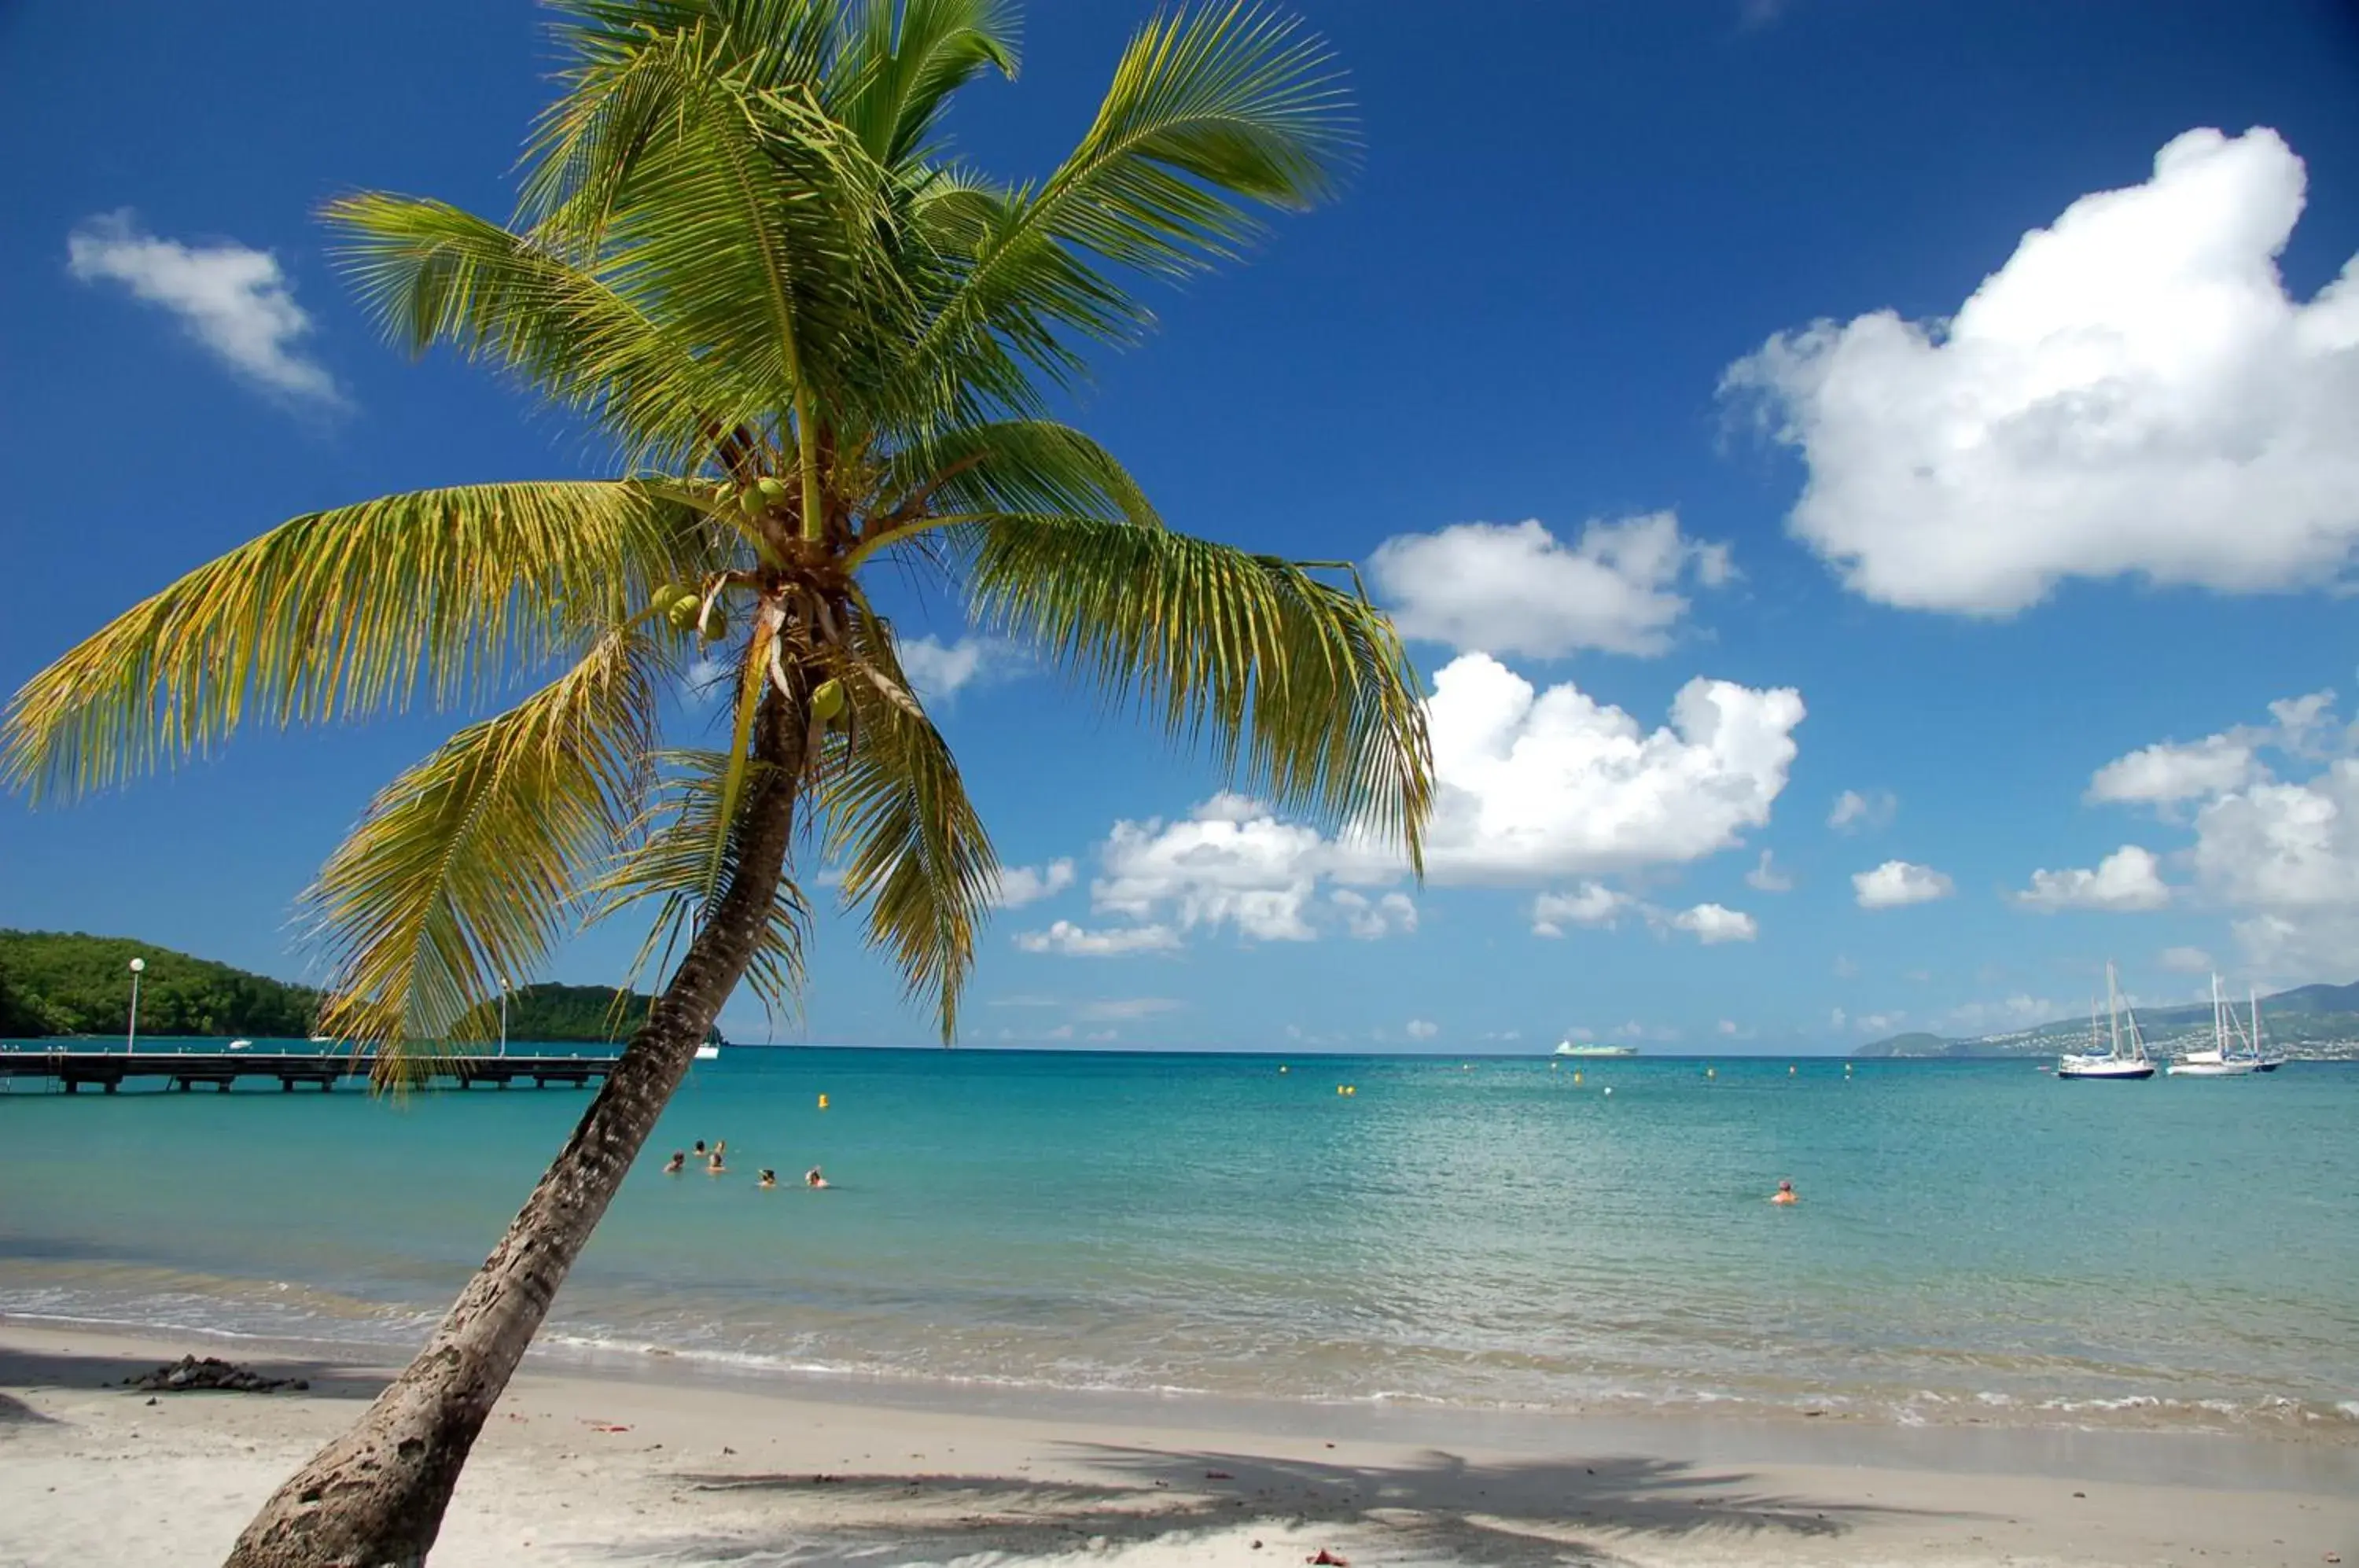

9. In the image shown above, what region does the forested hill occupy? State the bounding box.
[491,983,727,1046]
[0,931,719,1045]
[0,929,319,1039]
[1857,980,2359,1061]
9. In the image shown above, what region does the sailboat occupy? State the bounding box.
[2057,963,2154,1080]
[2247,986,2285,1073]
[2167,975,2259,1077]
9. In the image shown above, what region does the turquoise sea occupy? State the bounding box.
[3,1046,2354,1438]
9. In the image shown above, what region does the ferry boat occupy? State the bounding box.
[1553,1040,1636,1058]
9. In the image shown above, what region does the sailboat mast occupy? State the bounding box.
[2107,963,2122,1058]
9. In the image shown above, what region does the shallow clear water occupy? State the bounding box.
[3,1047,2354,1437]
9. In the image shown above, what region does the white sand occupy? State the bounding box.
[2,1320,2352,1566]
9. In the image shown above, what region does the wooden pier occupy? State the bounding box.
[0,1047,616,1095]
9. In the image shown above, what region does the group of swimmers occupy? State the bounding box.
[660,1139,828,1189]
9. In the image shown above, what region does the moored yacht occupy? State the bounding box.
[2167,974,2260,1077]
[2058,963,2154,1080]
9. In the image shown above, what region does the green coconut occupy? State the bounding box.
[811,677,846,725]
[650,583,685,613]
[700,606,729,641]
[754,476,788,503]
[667,595,703,632]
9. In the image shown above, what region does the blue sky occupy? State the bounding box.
[5,1,2358,1052]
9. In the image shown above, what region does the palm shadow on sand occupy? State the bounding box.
[609,1442,1949,1566]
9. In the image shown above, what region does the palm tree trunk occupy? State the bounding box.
[224,704,803,1568]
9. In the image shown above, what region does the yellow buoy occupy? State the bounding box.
[817,1093,829,1110]
[1573,1070,1582,1084]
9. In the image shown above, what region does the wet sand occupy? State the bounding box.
[2,1320,2352,1566]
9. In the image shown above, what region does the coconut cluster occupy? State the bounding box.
[650,583,726,640]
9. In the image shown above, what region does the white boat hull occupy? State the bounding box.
[693,1043,720,1062]
[2166,1058,2258,1077]
[2056,1055,2153,1080]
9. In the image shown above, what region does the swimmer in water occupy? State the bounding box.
[693,1140,707,1158]
[662,1152,685,1175]
[757,1169,777,1189]
[1770,1179,1798,1205]
[706,1149,727,1174]
[804,1166,830,1190]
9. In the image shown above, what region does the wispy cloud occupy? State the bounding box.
[1827,788,1897,834]
[897,635,1022,704]
[68,211,340,405]
[989,859,1075,910]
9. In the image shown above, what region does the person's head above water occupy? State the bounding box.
[1779,1179,1793,1192]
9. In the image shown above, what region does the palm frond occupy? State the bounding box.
[833,0,1020,168]
[962,513,1430,866]
[303,627,660,1081]
[529,0,841,229]
[592,747,811,1025]
[856,418,1157,565]
[327,194,765,471]
[813,611,997,1041]
[520,18,915,436]
[910,2,1351,396]
[3,481,708,803]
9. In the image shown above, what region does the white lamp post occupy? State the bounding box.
[127,958,146,1055]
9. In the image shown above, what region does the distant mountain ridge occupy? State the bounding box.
[0,930,719,1046]
[1857,979,2359,1060]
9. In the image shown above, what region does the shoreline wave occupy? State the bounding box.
[9,1286,2352,1447]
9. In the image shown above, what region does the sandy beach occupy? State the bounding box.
[2,1320,2351,1567]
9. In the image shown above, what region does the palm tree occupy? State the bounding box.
[6,2,1430,1563]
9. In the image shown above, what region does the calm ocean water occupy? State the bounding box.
[3,1046,2354,1437]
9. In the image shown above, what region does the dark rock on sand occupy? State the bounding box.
[121,1356,309,1393]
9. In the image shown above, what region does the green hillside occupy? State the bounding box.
[1857,981,2359,1061]
[0,931,716,1046]
[0,929,318,1039]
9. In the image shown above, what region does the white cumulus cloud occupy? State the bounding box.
[896,635,1012,702]
[2087,736,2258,806]
[1062,652,1801,953]
[2190,761,2359,977]
[2159,945,2214,974]
[1745,849,1794,893]
[1404,1018,1440,1041]
[68,211,340,403]
[2015,845,2173,912]
[1368,513,1732,658]
[1095,797,1341,943]
[1530,883,1636,937]
[1725,127,2359,613]
[1531,885,1755,944]
[990,859,1076,910]
[1331,889,1418,940]
[1419,653,1803,882]
[1670,903,1759,944]
[1014,921,1180,957]
[1853,859,1954,909]
[2089,692,2359,975]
